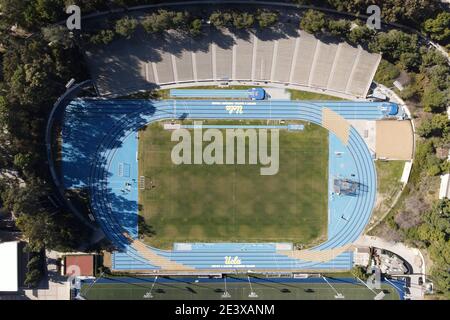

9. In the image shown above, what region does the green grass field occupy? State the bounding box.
[371,161,405,223]
[138,120,328,249]
[288,89,344,101]
[80,277,400,300]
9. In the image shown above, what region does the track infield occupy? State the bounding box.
[138,120,328,249]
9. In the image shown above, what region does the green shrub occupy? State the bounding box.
[346,25,375,46]
[351,266,369,281]
[423,12,450,43]
[189,18,202,36]
[256,10,278,28]
[209,11,233,28]
[90,29,115,45]
[374,60,400,86]
[300,9,326,34]
[232,12,254,29]
[326,19,350,37]
[115,16,138,39]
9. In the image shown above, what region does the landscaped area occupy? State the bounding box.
[138,120,328,249]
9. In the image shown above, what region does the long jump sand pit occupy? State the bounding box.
[376,120,414,160]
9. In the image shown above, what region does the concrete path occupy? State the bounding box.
[23,250,70,300]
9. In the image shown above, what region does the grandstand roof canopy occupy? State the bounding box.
[0,241,18,292]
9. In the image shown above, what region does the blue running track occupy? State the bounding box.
[62,99,388,271]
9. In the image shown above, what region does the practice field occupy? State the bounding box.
[138,120,328,248]
[80,277,401,300]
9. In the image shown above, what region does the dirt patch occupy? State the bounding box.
[376,120,414,160]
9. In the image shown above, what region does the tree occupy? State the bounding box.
[326,0,437,25]
[370,31,420,69]
[255,10,278,28]
[427,64,450,91]
[189,18,202,36]
[416,114,449,138]
[232,12,254,29]
[300,10,326,34]
[374,60,400,87]
[27,256,42,270]
[422,85,448,113]
[41,25,74,49]
[0,0,28,28]
[326,19,350,37]
[414,199,450,298]
[115,16,138,39]
[423,12,450,43]
[142,10,175,33]
[420,48,449,69]
[351,266,369,281]
[209,11,233,28]
[173,11,189,28]
[90,29,115,45]
[24,268,42,287]
[13,152,34,174]
[346,25,375,46]
[399,52,421,71]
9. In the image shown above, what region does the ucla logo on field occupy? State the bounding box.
[225,105,243,114]
[224,256,241,265]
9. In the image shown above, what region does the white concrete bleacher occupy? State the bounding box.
[87,29,380,98]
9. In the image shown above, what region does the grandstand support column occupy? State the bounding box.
[171,54,178,83]
[151,62,159,84]
[270,40,278,82]
[307,41,321,86]
[251,34,258,81]
[344,46,362,95]
[212,43,217,80]
[232,44,237,79]
[191,52,198,81]
[145,62,151,83]
[326,43,342,90]
[288,38,300,84]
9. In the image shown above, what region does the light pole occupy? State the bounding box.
[322,276,345,299]
[144,276,158,299]
[355,276,385,300]
[247,275,258,298]
[221,276,231,299]
[79,271,105,299]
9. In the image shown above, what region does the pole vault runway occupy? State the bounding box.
[63,99,395,272]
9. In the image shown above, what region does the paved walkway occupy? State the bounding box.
[23,250,70,300]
